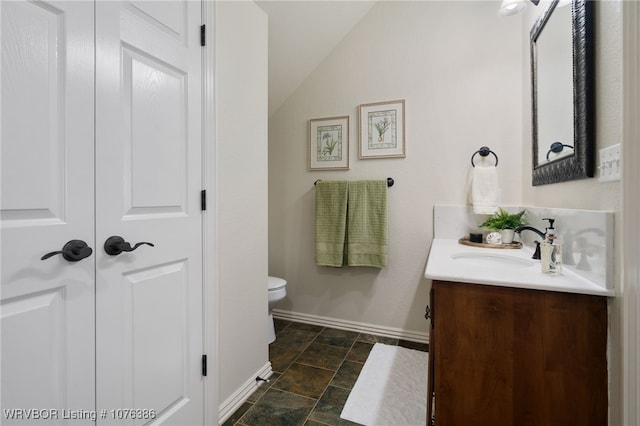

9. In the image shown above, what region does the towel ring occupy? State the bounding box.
[471,146,499,167]
[546,142,574,161]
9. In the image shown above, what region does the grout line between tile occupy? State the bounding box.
[301,333,360,426]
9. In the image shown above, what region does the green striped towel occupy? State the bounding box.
[314,180,388,268]
[315,181,348,267]
[346,180,388,268]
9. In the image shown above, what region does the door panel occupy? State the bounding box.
[123,46,187,215]
[2,289,65,412]
[126,261,189,415]
[1,1,65,222]
[129,1,186,40]
[1,0,95,422]
[95,1,203,424]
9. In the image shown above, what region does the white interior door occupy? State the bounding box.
[2,1,204,424]
[95,1,203,425]
[1,1,96,423]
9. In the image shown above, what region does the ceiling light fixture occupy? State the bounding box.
[499,0,540,16]
[499,0,527,16]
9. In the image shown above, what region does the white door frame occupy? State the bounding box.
[622,1,640,425]
[202,1,218,425]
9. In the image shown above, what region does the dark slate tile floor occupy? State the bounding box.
[222,319,428,426]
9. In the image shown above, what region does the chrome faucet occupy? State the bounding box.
[514,225,546,259]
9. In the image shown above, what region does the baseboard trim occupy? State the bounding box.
[272,309,429,344]
[218,362,272,425]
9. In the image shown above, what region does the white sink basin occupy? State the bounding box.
[451,252,535,269]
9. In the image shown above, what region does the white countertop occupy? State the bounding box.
[425,238,614,297]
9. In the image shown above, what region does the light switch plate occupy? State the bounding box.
[598,144,621,183]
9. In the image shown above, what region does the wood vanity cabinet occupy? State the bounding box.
[427,280,608,426]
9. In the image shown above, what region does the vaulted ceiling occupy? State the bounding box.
[255,1,376,116]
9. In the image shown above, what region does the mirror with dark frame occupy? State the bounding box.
[530,0,594,186]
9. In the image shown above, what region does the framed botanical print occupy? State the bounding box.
[359,100,405,159]
[309,116,349,170]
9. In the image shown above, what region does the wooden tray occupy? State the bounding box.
[458,237,522,249]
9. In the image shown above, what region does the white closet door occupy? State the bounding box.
[1,0,96,422]
[95,1,204,425]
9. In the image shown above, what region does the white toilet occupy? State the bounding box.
[267,276,287,344]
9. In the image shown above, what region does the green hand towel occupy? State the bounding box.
[315,181,348,267]
[346,180,388,268]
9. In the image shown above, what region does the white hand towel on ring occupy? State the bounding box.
[471,164,499,214]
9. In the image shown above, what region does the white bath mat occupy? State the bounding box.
[340,343,428,426]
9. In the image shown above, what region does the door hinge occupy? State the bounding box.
[201,190,207,211]
[200,25,206,47]
[202,354,208,376]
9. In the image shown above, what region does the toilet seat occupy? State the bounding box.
[268,276,286,291]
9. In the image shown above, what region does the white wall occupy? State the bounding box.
[215,0,269,407]
[521,2,623,424]
[268,1,523,336]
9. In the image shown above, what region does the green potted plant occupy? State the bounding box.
[479,207,527,244]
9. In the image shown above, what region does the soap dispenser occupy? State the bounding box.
[540,218,562,275]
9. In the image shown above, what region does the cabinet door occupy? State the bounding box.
[535,290,608,425]
[431,281,607,426]
[433,281,515,426]
[427,287,435,425]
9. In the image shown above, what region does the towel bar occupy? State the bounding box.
[471,146,499,167]
[314,178,394,187]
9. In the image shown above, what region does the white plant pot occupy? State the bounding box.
[500,229,515,244]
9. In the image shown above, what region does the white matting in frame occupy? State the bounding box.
[309,116,350,170]
[359,100,405,159]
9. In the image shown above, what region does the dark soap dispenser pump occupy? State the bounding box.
[540,218,562,274]
[543,218,556,241]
